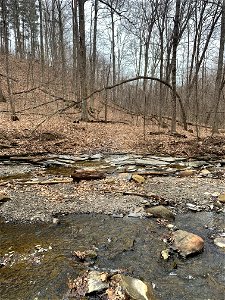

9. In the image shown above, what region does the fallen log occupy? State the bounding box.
[20,178,73,185]
[137,170,176,176]
[71,170,106,182]
[104,190,167,203]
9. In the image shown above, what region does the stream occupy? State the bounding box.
[1,213,225,300]
[0,153,225,299]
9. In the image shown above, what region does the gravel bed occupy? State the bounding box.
[0,175,225,223]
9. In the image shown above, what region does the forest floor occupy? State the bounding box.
[0,114,225,222]
[1,113,225,158]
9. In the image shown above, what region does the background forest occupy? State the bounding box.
[0,0,225,136]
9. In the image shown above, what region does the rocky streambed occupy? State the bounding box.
[0,153,225,299]
[0,212,225,300]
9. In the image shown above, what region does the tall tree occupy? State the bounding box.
[78,0,88,120]
[170,0,181,133]
[212,0,225,133]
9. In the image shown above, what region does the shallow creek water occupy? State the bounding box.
[1,212,225,300]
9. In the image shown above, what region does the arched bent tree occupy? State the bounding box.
[79,76,187,131]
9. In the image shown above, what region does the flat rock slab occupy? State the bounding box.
[135,159,170,166]
[187,161,208,168]
[149,156,186,163]
[172,230,204,257]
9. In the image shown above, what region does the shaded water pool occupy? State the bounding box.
[0,212,225,300]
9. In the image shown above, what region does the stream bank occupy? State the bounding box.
[0,153,225,222]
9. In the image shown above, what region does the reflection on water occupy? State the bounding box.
[0,213,225,300]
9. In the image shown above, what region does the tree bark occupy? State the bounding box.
[171,0,181,133]
[78,0,88,121]
[212,0,225,133]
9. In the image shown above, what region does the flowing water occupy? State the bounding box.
[1,213,225,300]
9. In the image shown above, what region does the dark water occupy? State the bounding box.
[1,212,225,300]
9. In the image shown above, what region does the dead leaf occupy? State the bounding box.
[161,249,170,260]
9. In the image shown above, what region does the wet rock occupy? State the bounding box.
[111,274,157,300]
[87,271,109,293]
[172,230,204,257]
[214,237,225,249]
[0,192,11,203]
[145,205,175,220]
[131,174,145,183]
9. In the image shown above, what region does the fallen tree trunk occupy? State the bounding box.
[71,170,106,182]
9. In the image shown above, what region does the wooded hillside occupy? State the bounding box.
[0,0,225,136]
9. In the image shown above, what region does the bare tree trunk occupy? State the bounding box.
[1,0,17,120]
[57,0,66,97]
[51,0,57,68]
[72,0,79,96]
[38,0,44,78]
[212,0,225,133]
[104,65,110,122]
[171,0,181,133]
[0,80,6,102]
[186,2,221,110]
[78,0,88,121]
[90,0,98,108]
[110,3,116,102]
